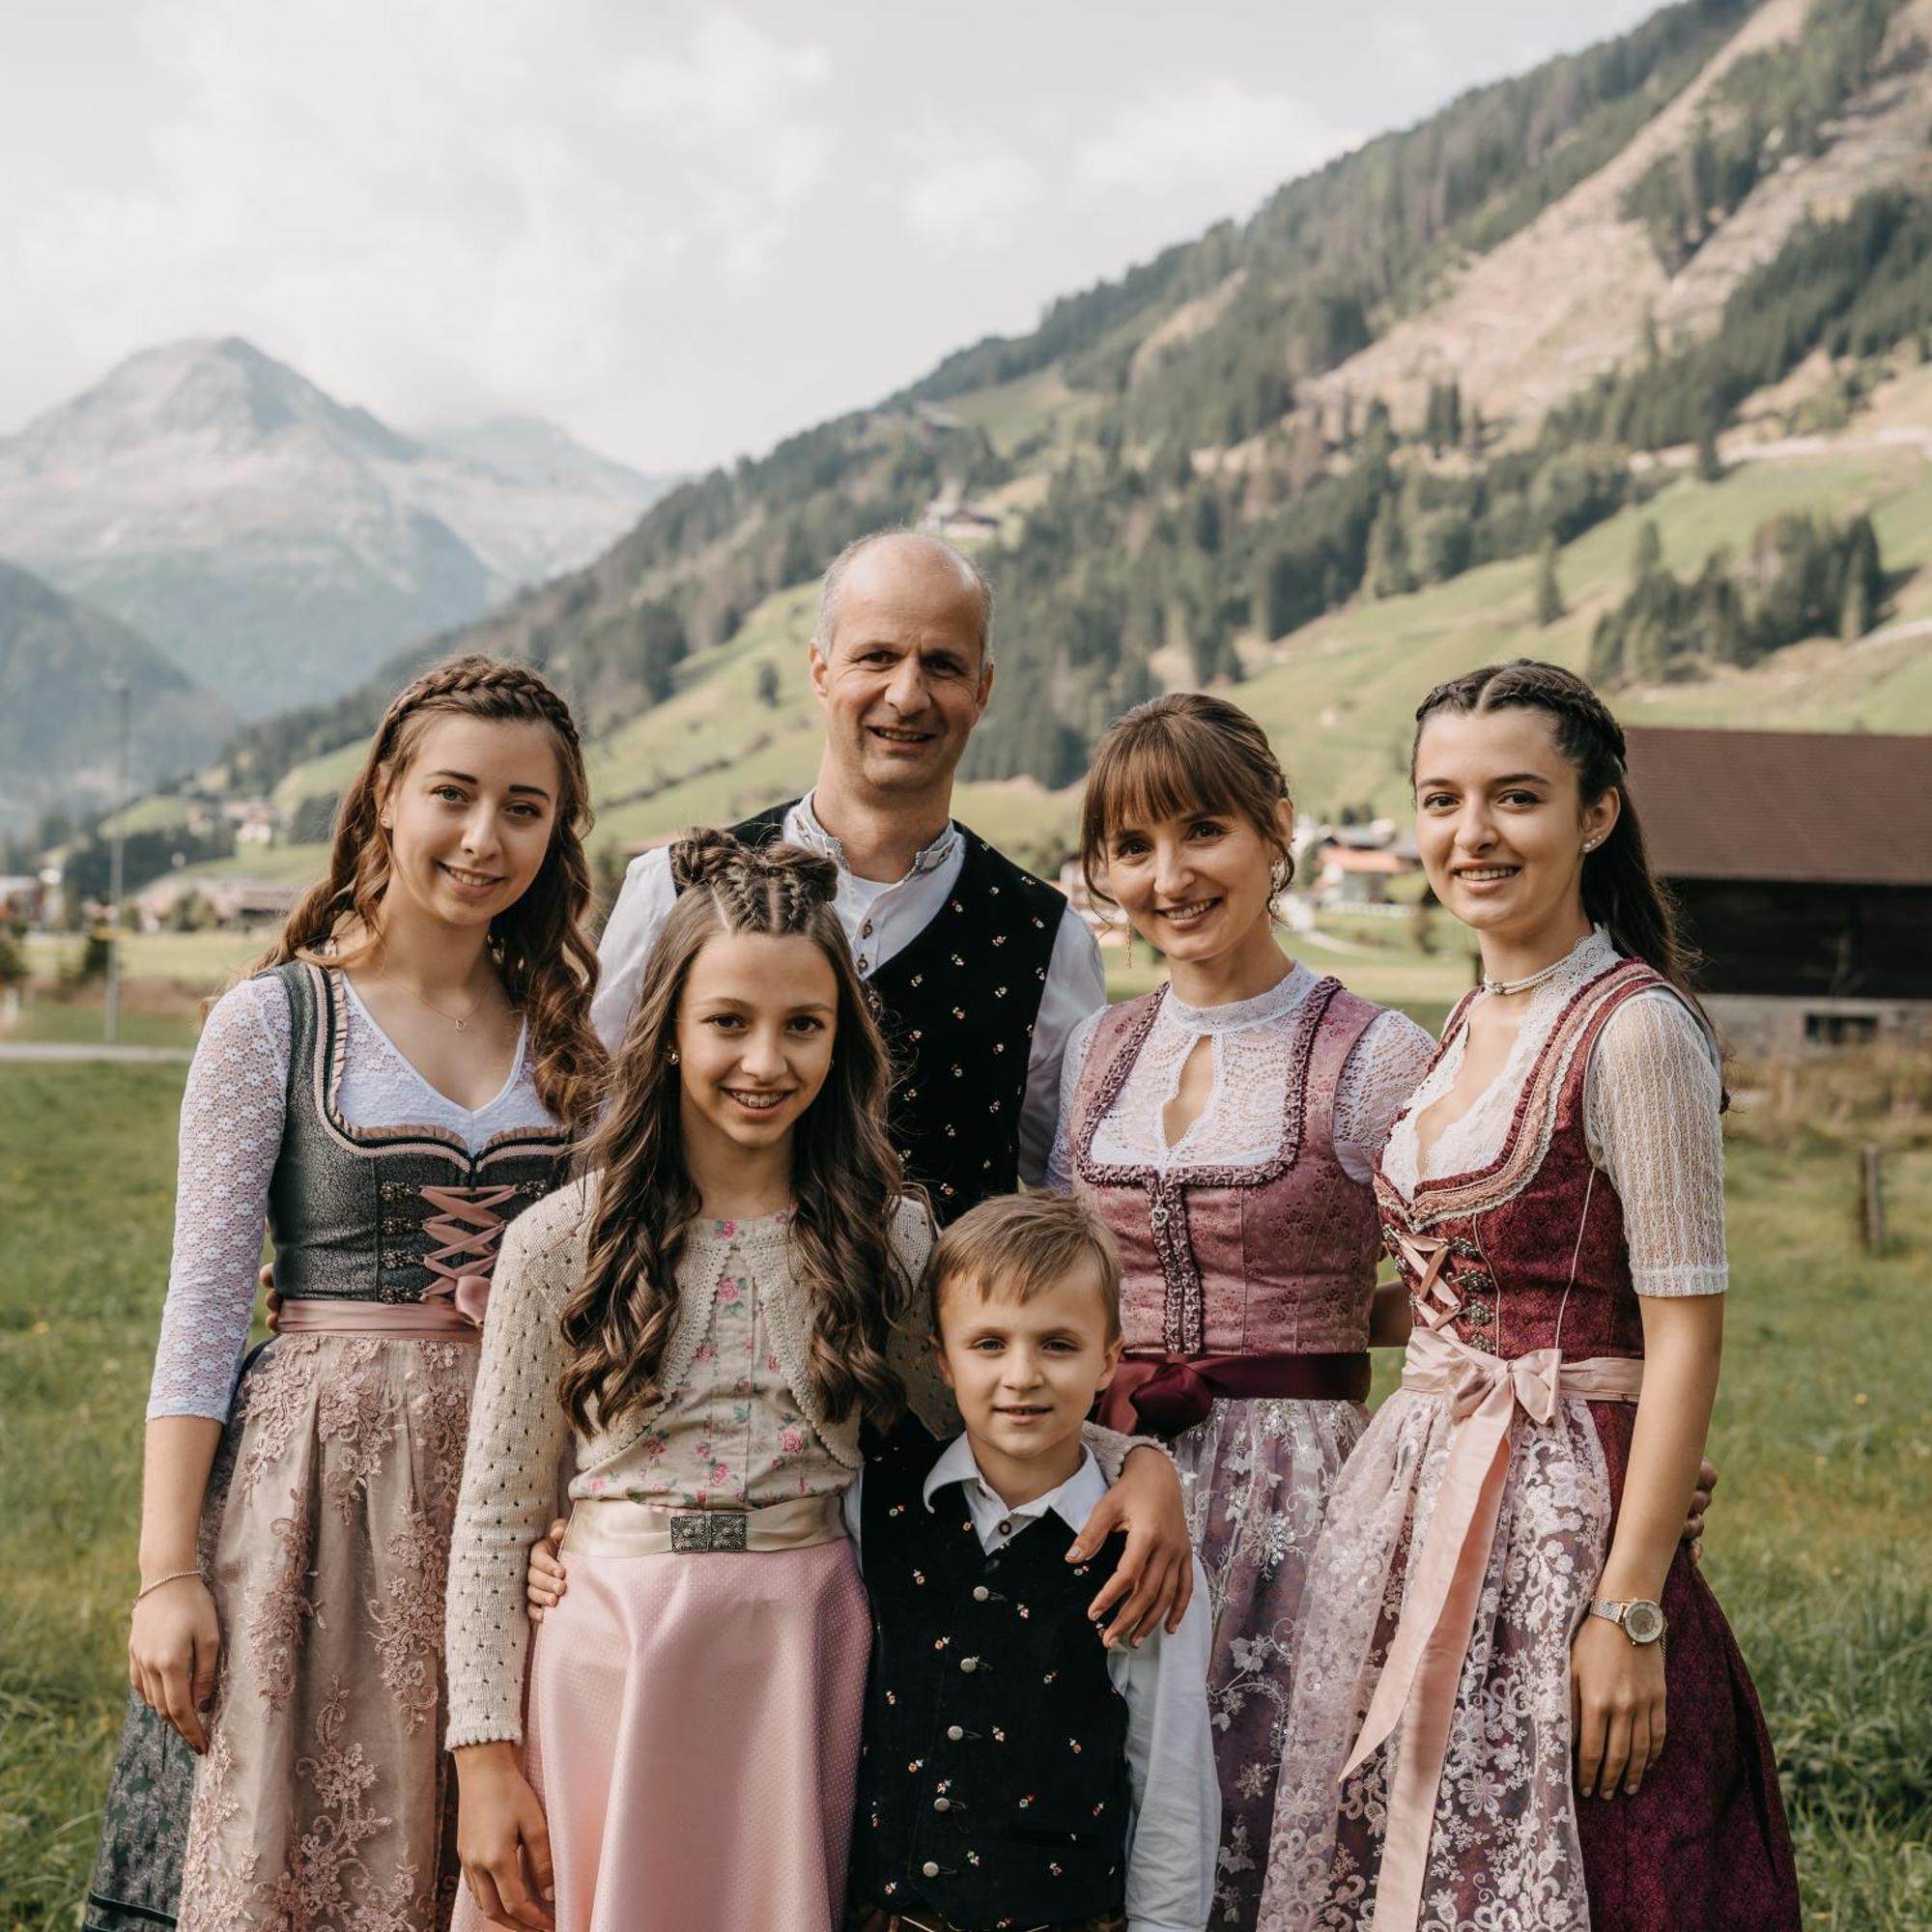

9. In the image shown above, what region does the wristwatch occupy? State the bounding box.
[1586,1597,1667,1644]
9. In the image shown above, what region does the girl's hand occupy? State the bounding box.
[1571,1613,1666,1799]
[1684,1458,1718,1555]
[456,1743,555,1929]
[129,1574,220,1754]
[526,1520,569,1621]
[1066,1443,1193,1647]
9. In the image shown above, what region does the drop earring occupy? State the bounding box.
[668,1048,680,1065]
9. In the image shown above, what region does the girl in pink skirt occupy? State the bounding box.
[1257,662,1798,1932]
[444,831,1188,1932]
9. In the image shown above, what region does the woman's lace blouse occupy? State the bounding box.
[1378,927,1727,1296]
[1046,961,1438,1190]
[146,972,559,1421]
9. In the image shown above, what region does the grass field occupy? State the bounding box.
[2,1026,1927,1925]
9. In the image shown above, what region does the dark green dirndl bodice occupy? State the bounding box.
[84,961,571,1929]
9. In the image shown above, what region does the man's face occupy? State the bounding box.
[809,539,993,802]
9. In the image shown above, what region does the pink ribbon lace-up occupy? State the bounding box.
[419,1182,520,1328]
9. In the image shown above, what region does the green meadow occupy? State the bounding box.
[3,1002,1928,1925]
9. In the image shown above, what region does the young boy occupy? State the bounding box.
[841,1191,1218,1932]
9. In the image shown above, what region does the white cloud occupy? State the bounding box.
[897,128,1041,252]
[1075,77,1355,206]
[0,0,834,438]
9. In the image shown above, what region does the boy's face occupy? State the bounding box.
[935,1260,1122,1475]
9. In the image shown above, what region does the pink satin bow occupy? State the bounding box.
[1342,1322,1643,1931]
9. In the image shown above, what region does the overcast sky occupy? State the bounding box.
[1,0,1666,474]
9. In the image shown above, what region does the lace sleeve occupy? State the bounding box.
[1044,1005,1105,1194]
[147,978,291,1421]
[1584,991,1728,1297]
[1332,1009,1438,1184]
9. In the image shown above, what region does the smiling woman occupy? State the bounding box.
[85,657,602,1932]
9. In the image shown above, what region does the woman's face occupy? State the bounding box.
[380,715,561,931]
[1412,706,1617,946]
[1099,795,1291,968]
[673,931,839,1157]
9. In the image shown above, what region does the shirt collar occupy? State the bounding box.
[921,1433,1107,1535]
[791,790,960,881]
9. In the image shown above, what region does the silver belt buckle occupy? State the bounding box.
[669,1509,749,1552]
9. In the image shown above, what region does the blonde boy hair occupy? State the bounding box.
[927,1192,1123,1343]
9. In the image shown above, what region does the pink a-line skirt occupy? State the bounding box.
[453,1535,871,1932]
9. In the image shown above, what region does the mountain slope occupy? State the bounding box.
[196,0,1932,859]
[0,339,661,719]
[0,561,233,837]
[417,416,677,507]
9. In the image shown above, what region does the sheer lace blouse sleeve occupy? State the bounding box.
[1332,1008,1438,1184]
[147,976,291,1421]
[1044,1006,1105,1194]
[1585,991,1728,1297]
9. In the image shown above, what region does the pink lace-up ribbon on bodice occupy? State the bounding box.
[418,1182,519,1327]
[274,1182,520,1341]
[1391,1229,1461,1330]
[1343,1321,1645,1931]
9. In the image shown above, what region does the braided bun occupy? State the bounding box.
[668,829,838,908]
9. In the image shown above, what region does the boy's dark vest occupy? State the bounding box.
[724,803,1067,1224]
[848,1424,1132,1926]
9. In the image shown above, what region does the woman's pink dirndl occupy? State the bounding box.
[1066,974,1426,1928]
[1257,959,1799,1932]
[450,1501,870,1932]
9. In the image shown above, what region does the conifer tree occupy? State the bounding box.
[1534,537,1565,627]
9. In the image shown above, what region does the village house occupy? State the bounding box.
[1623,724,1932,1052]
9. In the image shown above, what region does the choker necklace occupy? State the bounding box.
[1480,954,1571,998]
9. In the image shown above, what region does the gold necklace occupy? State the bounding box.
[383,973,489,1032]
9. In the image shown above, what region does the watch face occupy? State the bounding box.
[1623,1600,1665,1644]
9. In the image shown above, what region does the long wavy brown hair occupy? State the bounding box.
[242,655,605,1129]
[558,829,912,1435]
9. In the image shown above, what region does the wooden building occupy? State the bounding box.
[1623,725,1932,1052]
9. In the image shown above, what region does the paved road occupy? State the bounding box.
[0,1041,192,1063]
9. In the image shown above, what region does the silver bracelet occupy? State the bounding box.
[134,1567,205,1605]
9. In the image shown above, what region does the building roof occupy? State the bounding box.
[1623,725,1932,888]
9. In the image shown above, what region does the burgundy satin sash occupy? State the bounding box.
[1093,1349,1372,1437]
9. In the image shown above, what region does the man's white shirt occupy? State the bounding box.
[840,1437,1220,1932]
[590,793,1106,1184]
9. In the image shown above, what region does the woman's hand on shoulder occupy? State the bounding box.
[455,1741,555,1929]
[128,1573,220,1754]
[526,1520,569,1621]
[1571,1612,1666,1800]
[1067,1442,1193,1647]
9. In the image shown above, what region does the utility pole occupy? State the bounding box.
[104,676,130,1044]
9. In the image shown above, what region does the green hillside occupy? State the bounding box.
[122,0,1932,888]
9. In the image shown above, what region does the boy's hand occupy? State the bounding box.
[526,1520,569,1621]
[1067,1442,1192,1647]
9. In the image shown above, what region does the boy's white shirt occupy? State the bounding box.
[841,1435,1220,1932]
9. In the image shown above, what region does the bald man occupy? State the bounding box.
[592,529,1106,1222]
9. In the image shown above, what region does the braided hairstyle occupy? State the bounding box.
[1410,660,1705,1000]
[246,654,605,1129]
[559,829,911,1436]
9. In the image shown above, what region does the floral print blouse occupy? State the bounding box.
[576,1213,848,1509]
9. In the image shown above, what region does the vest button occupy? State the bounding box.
[922,1861,940,1879]
[960,1656,979,1673]
[972,1585,990,1602]
[933,1797,951,1812]
[947,1724,964,1741]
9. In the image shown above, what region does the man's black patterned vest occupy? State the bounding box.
[848,1423,1131,1928]
[729,803,1066,1223]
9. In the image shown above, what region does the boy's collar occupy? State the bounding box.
[921,1432,1105,1532]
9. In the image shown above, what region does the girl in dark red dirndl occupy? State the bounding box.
[1258,662,1797,1932]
